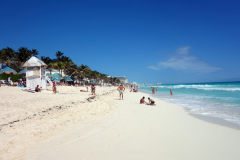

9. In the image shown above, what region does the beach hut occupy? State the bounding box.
[22,57,47,89]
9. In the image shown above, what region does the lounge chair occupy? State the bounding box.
[1,80,7,86]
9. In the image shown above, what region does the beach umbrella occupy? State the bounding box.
[63,76,73,81]
[52,73,63,80]
[0,67,17,75]
[54,78,59,82]
[18,69,26,75]
[46,73,53,77]
[46,73,53,79]
[90,80,97,83]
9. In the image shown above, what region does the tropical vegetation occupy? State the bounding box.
[0,47,120,84]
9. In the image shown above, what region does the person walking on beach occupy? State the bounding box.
[91,84,96,95]
[148,97,156,105]
[170,88,173,97]
[117,84,125,100]
[156,87,158,92]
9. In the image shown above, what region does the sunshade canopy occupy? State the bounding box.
[22,56,47,67]
[52,73,63,80]
[90,80,97,83]
[46,73,53,77]
[18,69,26,75]
[0,67,17,75]
[63,76,73,81]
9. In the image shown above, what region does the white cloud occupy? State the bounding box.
[148,46,221,74]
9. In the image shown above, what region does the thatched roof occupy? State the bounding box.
[22,56,47,67]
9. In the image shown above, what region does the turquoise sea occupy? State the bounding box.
[139,82,240,125]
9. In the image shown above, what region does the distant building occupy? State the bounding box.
[114,76,128,84]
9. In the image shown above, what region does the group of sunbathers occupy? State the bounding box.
[129,85,138,92]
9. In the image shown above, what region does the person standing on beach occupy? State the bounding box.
[151,87,155,94]
[156,87,158,92]
[170,88,173,97]
[8,76,11,86]
[91,84,96,95]
[117,84,125,100]
[53,82,57,94]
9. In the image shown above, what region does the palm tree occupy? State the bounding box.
[16,47,33,65]
[30,49,39,57]
[55,51,64,61]
[52,52,69,80]
[52,61,65,80]
[78,64,91,83]
[0,47,16,66]
[99,73,108,85]
[89,70,100,83]
[41,56,54,75]
[61,60,75,83]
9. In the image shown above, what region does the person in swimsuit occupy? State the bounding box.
[170,88,173,97]
[53,82,57,94]
[148,97,156,105]
[91,84,96,95]
[117,84,125,100]
[152,87,155,94]
[133,86,138,92]
[35,85,41,92]
[140,97,146,104]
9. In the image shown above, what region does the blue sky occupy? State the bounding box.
[1,0,240,84]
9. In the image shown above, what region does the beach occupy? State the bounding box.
[1,86,240,160]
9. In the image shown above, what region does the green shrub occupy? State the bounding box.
[0,73,23,82]
[0,73,8,80]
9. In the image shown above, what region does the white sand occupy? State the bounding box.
[0,86,117,160]
[1,86,240,160]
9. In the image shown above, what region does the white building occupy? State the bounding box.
[114,76,128,84]
[23,57,47,89]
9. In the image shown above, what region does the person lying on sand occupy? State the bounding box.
[148,97,156,105]
[35,85,41,92]
[140,97,147,104]
[80,87,88,92]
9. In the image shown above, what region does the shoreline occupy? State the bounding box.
[140,89,240,130]
[139,87,240,126]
